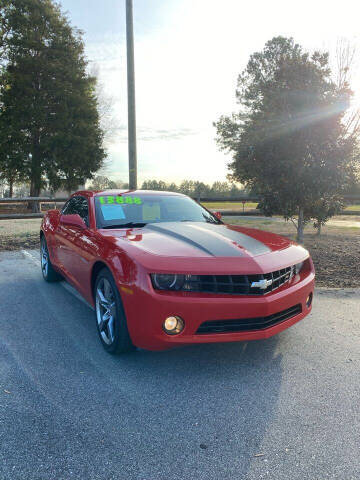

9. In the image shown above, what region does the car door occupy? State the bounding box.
[55,196,93,294]
[55,197,78,274]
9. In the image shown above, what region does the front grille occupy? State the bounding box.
[181,266,294,295]
[196,304,302,334]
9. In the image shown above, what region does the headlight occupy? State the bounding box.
[151,273,185,290]
[294,262,304,275]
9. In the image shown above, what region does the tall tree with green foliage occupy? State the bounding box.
[0,0,105,207]
[215,37,358,242]
[0,124,25,197]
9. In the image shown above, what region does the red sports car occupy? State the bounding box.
[40,190,315,354]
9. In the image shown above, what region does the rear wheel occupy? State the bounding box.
[40,236,61,282]
[94,268,135,354]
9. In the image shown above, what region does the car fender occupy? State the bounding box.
[41,210,61,264]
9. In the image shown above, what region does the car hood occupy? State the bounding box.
[101,221,294,259]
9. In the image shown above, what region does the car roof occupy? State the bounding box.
[72,189,186,198]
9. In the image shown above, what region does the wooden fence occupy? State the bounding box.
[0,195,359,220]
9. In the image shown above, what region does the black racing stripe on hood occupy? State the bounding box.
[146,223,219,256]
[194,223,271,256]
[146,222,270,257]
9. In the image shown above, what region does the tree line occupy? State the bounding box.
[0,0,105,210]
[87,176,249,198]
[140,179,248,198]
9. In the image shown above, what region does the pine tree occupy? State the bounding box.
[0,0,105,207]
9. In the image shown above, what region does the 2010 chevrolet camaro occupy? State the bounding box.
[40,190,315,354]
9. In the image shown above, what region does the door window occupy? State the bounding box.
[62,196,89,226]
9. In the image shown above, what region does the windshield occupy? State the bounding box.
[94,194,221,229]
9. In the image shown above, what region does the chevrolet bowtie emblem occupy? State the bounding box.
[251,279,273,289]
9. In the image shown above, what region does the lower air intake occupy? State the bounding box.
[196,304,302,334]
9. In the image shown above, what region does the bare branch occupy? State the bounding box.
[289,217,298,230]
[335,38,357,89]
[344,108,360,138]
[89,63,120,147]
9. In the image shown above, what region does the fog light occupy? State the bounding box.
[306,293,313,308]
[163,316,184,335]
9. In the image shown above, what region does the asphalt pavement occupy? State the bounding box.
[0,249,359,480]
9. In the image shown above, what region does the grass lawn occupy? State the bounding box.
[224,215,360,234]
[345,204,360,211]
[203,201,360,212]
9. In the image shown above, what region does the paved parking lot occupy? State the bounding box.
[0,249,359,480]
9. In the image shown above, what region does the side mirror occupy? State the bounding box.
[60,214,86,229]
[214,211,222,220]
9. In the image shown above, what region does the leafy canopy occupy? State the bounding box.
[0,0,105,196]
[215,36,358,240]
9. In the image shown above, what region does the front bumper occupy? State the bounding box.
[121,269,315,351]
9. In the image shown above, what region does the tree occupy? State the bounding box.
[211,181,231,198]
[89,175,117,191]
[141,180,169,191]
[215,37,359,242]
[0,119,25,196]
[307,194,344,236]
[193,181,210,199]
[167,182,178,192]
[116,179,129,189]
[178,180,195,196]
[0,0,105,209]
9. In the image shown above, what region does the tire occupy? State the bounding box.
[94,268,135,354]
[40,236,61,282]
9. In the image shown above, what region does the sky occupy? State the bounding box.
[59,0,360,185]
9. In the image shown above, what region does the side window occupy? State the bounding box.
[62,196,89,226]
[62,198,76,215]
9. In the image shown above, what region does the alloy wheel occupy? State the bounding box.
[96,278,117,345]
[41,240,49,277]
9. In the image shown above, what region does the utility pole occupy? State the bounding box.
[126,0,137,189]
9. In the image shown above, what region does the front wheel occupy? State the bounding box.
[94,268,135,354]
[40,236,61,282]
